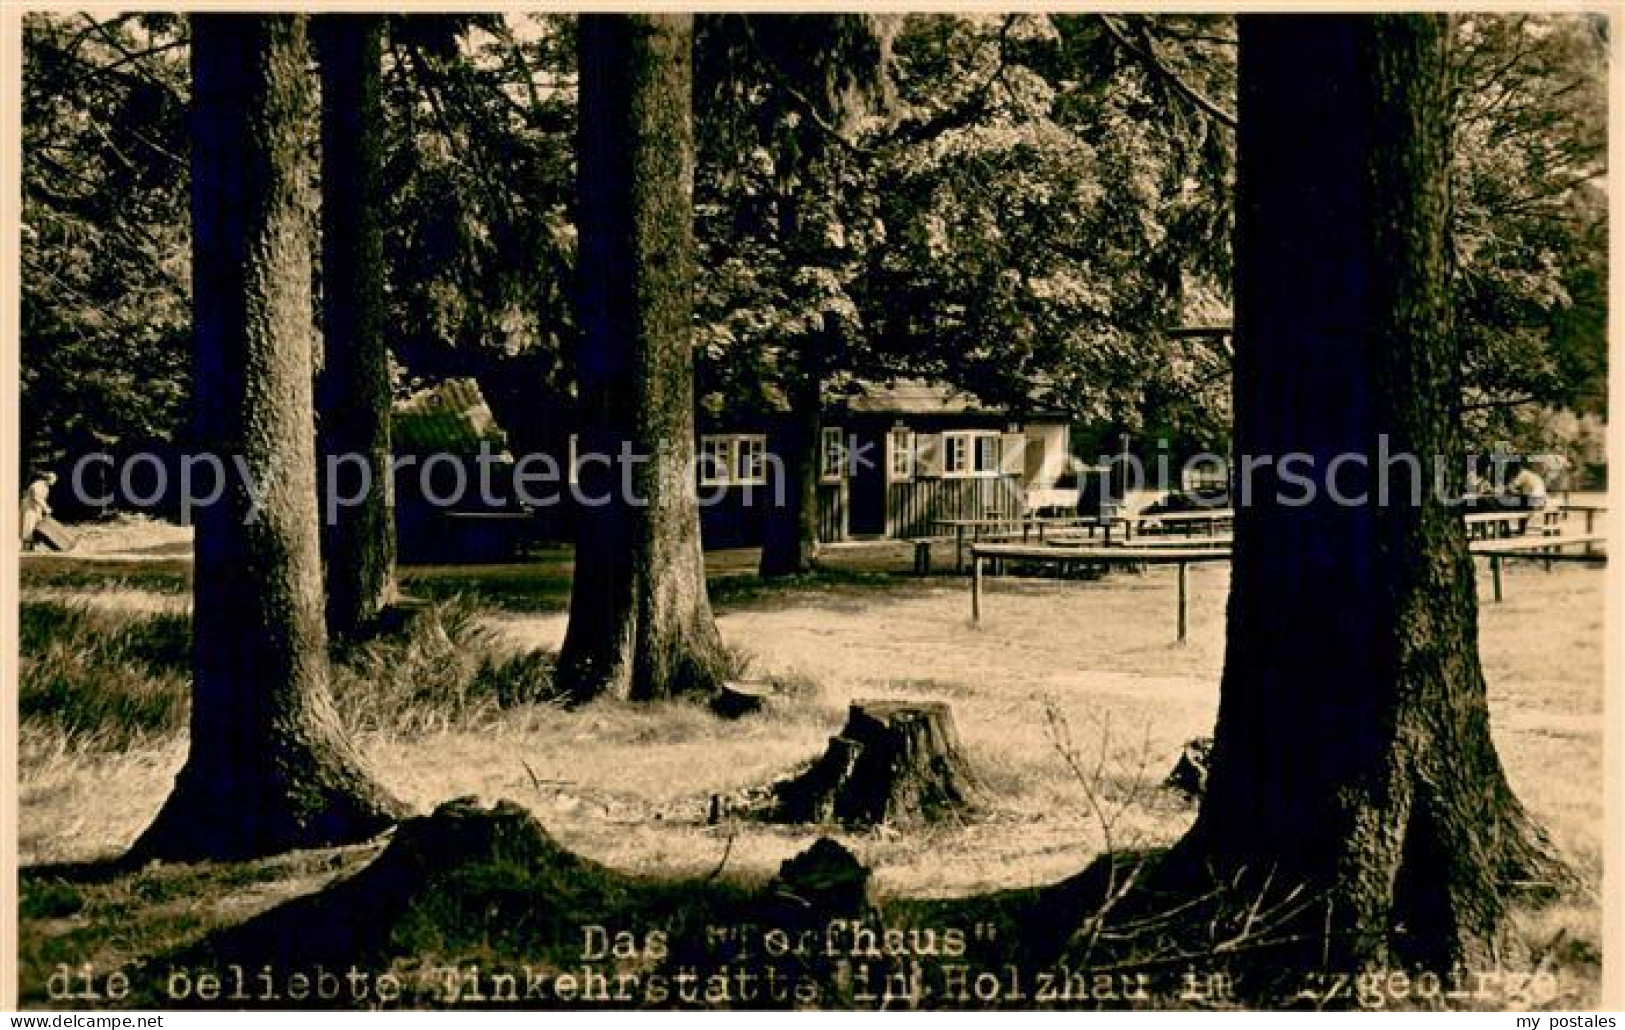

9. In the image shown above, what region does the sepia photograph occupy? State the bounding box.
[5,6,1615,1012]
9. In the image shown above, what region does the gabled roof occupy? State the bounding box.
[826,377,1069,421]
[840,378,1002,416]
[392,377,509,454]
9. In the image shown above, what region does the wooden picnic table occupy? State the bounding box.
[968,542,1232,643]
[932,517,1021,573]
[933,516,1102,572]
[969,524,1606,631]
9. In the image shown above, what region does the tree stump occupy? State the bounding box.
[770,701,981,827]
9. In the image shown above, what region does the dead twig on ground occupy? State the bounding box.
[703,830,737,883]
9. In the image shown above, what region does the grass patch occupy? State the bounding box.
[400,560,575,614]
[20,561,192,595]
[398,561,909,616]
[331,599,562,736]
[18,596,561,751]
[18,844,383,1007]
[19,601,191,751]
[20,879,86,920]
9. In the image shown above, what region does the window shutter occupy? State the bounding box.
[916,433,943,477]
[1000,432,1027,478]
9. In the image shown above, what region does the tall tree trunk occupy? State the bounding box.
[314,14,395,639]
[1174,14,1563,972]
[747,14,890,577]
[556,13,729,703]
[132,14,404,863]
[760,362,822,577]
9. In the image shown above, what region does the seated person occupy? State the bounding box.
[1506,463,1549,510]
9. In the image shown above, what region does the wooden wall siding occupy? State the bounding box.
[696,420,1046,547]
[818,483,847,542]
[882,476,1026,538]
[705,477,1023,545]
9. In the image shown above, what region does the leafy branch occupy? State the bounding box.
[1095,14,1237,131]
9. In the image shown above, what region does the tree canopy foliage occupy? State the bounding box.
[22,13,191,471]
[692,13,1239,450]
[377,14,577,455]
[20,12,1607,476]
[1450,14,1608,451]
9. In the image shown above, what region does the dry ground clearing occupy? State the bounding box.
[16,537,1607,1006]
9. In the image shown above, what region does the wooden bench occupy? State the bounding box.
[1468,533,1607,602]
[1463,510,1534,539]
[1136,509,1235,538]
[1050,533,1235,551]
[968,542,1232,643]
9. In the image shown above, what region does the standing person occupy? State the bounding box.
[19,472,57,549]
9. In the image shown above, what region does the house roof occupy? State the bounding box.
[840,378,1003,416]
[392,377,509,454]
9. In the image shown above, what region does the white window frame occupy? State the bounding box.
[820,426,846,483]
[943,434,969,477]
[976,433,1001,476]
[698,434,769,488]
[943,430,1001,479]
[734,434,768,486]
[887,427,915,483]
[699,435,733,487]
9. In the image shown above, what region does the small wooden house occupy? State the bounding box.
[391,378,540,561]
[391,376,1074,557]
[698,379,1072,548]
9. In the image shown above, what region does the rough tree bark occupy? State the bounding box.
[760,363,823,577]
[1172,14,1565,972]
[314,14,396,640]
[131,14,405,863]
[555,14,730,703]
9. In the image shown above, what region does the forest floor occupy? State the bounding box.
[16,537,1607,1008]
